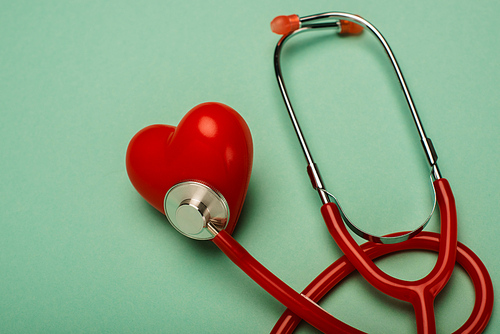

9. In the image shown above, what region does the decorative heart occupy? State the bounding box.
[126,102,253,235]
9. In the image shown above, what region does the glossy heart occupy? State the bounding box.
[126,102,253,236]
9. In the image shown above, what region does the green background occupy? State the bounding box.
[1,0,499,333]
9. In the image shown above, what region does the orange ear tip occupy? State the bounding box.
[271,14,300,35]
[339,20,364,35]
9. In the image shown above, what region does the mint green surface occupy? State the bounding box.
[1,0,499,333]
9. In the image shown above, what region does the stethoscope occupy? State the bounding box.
[126,11,494,334]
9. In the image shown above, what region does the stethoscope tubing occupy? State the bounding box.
[210,179,487,333]
[212,229,364,334]
[211,209,493,334]
[322,178,457,333]
[270,232,493,334]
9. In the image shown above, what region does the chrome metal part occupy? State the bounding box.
[273,12,443,242]
[300,21,341,30]
[207,222,220,237]
[432,165,441,181]
[274,12,442,178]
[307,163,330,205]
[307,163,324,190]
[164,181,229,240]
[325,173,437,244]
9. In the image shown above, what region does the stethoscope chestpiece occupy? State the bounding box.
[164,181,230,240]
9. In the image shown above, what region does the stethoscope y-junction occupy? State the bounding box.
[126,11,494,334]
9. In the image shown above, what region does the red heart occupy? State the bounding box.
[126,102,253,235]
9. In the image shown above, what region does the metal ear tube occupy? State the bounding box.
[273,12,439,244]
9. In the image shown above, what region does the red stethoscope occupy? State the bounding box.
[126,12,493,333]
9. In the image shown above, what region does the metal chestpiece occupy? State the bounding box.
[164,181,229,240]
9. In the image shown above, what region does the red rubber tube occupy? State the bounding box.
[271,231,494,333]
[212,229,365,334]
[211,177,493,333]
[321,178,457,333]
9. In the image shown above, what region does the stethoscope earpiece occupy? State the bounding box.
[164,181,229,240]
